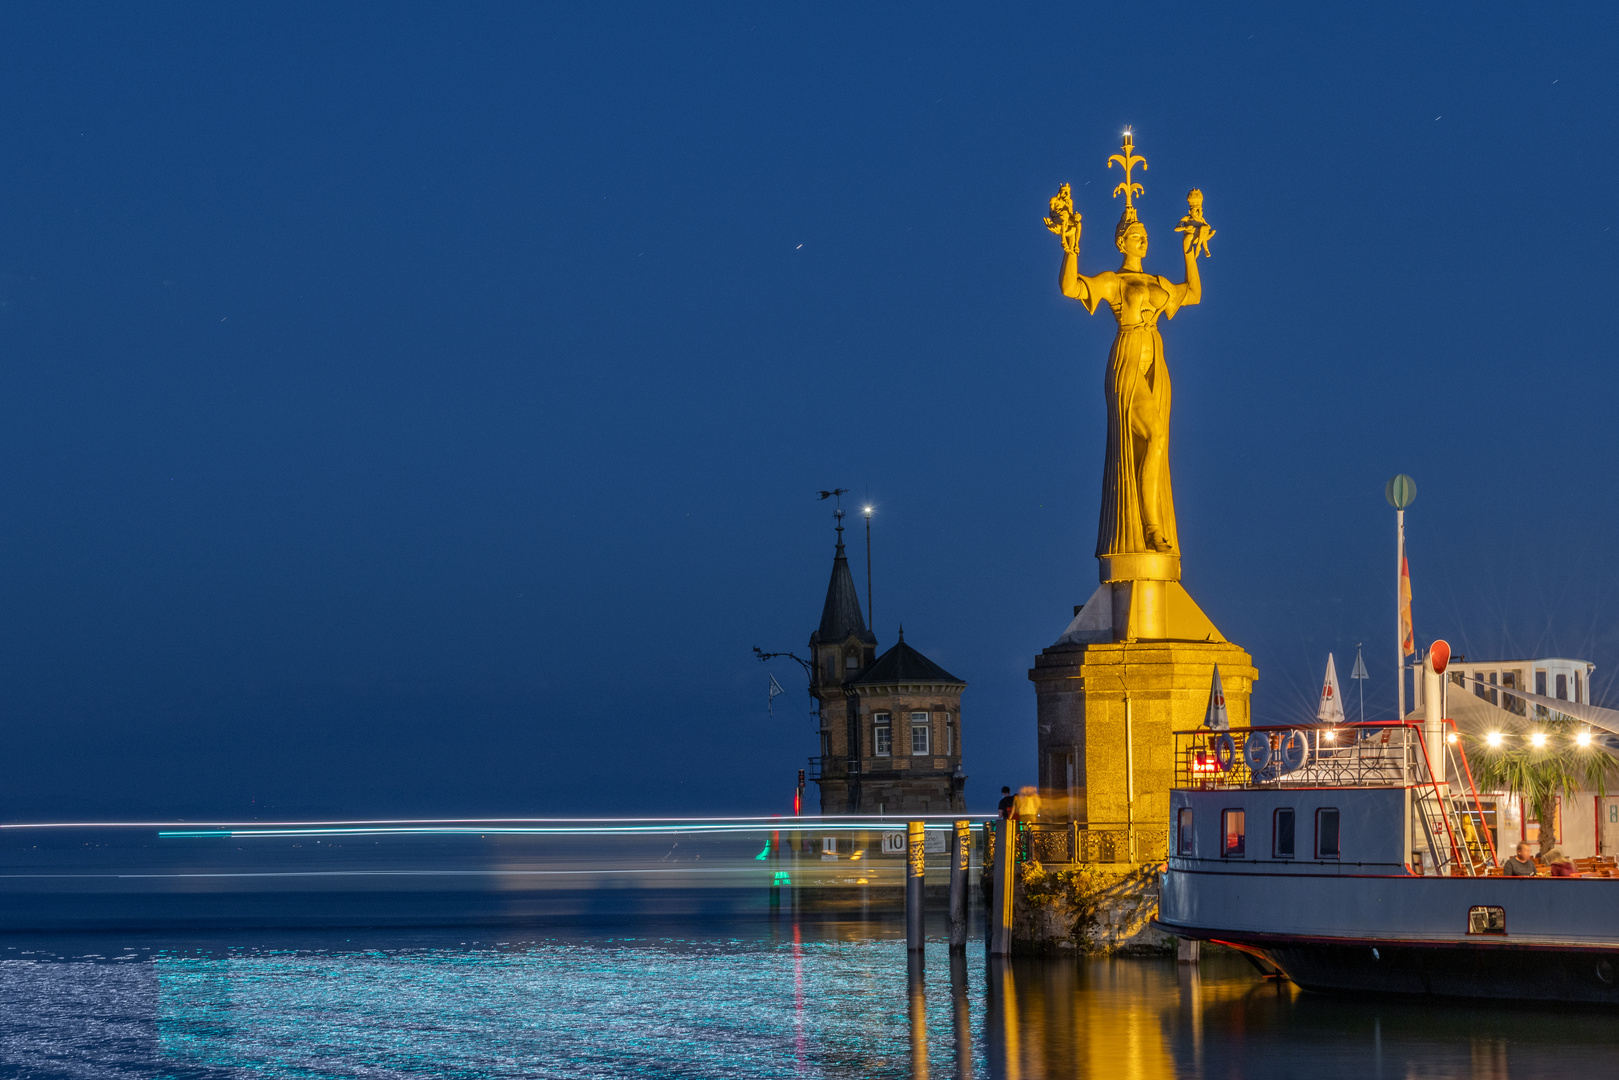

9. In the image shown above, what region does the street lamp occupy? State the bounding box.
[863,505,873,634]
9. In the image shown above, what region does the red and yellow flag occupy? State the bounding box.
[1399,552,1414,656]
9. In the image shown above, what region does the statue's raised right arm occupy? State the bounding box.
[1045,184,1114,314]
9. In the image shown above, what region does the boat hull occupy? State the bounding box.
[1166,924,1619,1004]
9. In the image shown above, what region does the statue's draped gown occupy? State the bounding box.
[1075,272,1184,558]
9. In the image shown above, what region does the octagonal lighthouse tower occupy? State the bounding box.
[1031,131,1257,835]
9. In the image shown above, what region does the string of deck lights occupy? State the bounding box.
[1480,729,1598,749]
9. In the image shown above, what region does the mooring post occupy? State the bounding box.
[906,820,926,954]
[990,816,1014,955]
[981,820,995,953]
[769,825,781,913]
[949,819,969,950]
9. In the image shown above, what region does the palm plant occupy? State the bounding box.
[1465,713,1619,857]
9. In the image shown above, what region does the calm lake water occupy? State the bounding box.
[0,921,1615,1079]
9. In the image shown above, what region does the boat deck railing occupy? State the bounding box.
[1175,721,1423,791]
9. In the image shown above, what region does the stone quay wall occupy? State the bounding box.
[1009,861,1175,956]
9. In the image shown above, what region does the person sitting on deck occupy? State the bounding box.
[1544,847,1577,877]
[1501,842,1538,876]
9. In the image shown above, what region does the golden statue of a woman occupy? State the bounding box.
[1045,130,1213,579]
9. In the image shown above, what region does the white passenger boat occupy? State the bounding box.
[1156,718,1619,1004]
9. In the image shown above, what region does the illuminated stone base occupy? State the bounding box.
[1030,635,1257,828]
[1012,862,1173,955]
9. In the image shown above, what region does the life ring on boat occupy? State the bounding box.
[1243,730,1273,772]
[1278,729,1308,772]
[1211,733,1237,771]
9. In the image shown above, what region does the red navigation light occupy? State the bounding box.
[1190,750,1222,774]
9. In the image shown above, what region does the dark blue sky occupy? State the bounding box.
[0,3,1613,818]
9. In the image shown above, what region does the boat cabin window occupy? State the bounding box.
[1221,809,1245,858]
[1177,808,1194,856]
[1273,808,1295,858]
[1467,906,1506,935]
[1316,808,1341,859]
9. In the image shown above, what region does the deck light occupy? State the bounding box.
[1486,732,1503,747]
[1322,730,1336,742]
[1531,731,1548,748]
[1577,731,1593,748]
[1445,732,1458,744]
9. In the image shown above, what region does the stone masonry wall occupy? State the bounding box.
[1010,861,1175,956]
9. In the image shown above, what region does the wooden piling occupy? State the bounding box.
[949,819,969,949]
[990,817,1014,955]
[906,820,926,953]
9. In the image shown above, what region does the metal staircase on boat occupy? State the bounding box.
[1411,738,1495,876]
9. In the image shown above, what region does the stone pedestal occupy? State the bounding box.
[1030,586,1256,830]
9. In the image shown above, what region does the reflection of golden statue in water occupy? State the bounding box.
[1045,130,1214,565]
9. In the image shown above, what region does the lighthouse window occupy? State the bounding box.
[1316,808,1341,859]
[1273,808,1296,858]
[1221,809,1245,857]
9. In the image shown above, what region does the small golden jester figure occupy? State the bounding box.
[1044,183,1081,254]
[1174,188,1214,258]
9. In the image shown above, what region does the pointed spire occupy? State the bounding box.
[811,521,874,646]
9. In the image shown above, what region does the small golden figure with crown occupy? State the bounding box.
[1175,189,1215,258]
[1044,184,1081,254]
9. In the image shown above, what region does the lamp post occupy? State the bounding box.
[864,505,873,635]
[1385,474,1417,719]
